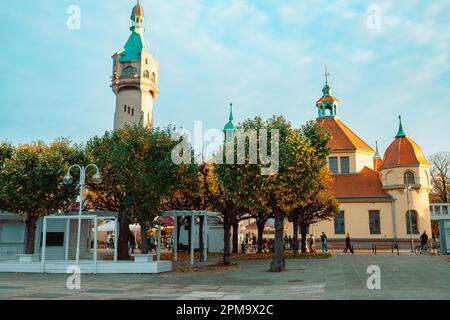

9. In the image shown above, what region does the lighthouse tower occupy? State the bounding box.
[111,1,159,130]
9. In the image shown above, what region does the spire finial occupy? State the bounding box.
[395,115,406,138]
[324,66,330,85]
[229,103,233,120]
[374,141,381,159]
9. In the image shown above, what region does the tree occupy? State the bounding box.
[292,189,339,254]
[290,120,336,255]
[216,116,332,271]
[0,142,14,167]
[429,152,450,203]
[203,163,245,265]
[0,140,84,253]
[86,131,128,259]
[163,163,209,259]
[110,125,192,255]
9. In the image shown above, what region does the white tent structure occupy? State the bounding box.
[95,221,140,232]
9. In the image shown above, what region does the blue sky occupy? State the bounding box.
[0,0,449,157]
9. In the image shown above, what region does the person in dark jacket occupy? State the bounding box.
[420,231,428,250]
[320,232,328,253]
[128,231,136,254]
[343,233,352,253]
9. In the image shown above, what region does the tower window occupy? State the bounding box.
[329,157,338,174]
[131,108,134,116]
[128,106,130,114]
[151,72,156,82]
[404,171,415,185]
[124,105,127,112]
[121,66,138,79]
[143,70,149,78]
[145,59,148,64]
[406,210,419,234]
[340,157,350,174]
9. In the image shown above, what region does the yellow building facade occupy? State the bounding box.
[303,78,432,247]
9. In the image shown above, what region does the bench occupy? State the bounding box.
[372,244,399,255]
[16,254,40,263]
[330,244,354,254]
[131,254,155,263]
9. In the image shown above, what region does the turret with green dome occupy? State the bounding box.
[117,1,149,62]
[223,103,237,133]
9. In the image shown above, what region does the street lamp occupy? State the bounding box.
[63,164,102,265]
[404,183,414,253]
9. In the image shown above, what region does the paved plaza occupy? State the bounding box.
[0,255,448,300]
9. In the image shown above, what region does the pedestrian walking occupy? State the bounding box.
[343,233,352,253]
[320,232,328,253]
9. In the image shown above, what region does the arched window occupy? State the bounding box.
[151,72,156,82]
[404,171,415,185]
[121,66,138,79]
[406,210,419,234]
[143,70,150,78]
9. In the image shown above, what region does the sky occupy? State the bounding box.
[0,0,449,157]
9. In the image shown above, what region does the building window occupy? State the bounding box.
[340,157,350,174]
[151,72,156,83]
[131,108,134,116]
[369,210,381,234]
[128,106,130,114]
[121,66,138,79]
[334,211,345,234]
[143,70,149,78]
[404,171,415,185]
[124,105,127,112]
[329,157,338,174]
[406,210,419,234]
[40,232,64,247]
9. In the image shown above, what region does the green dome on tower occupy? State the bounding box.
[223,103,237,131]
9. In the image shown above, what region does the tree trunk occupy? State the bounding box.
[300,224,307,253]
[118,211,130,260]
[25,215,38,254]
[256,220,265,254]
[293,218,299,257]
[232,222,239,254]
[176,217,182,248]
[140,224,148,254]
[270,201,286,272]
[187,216,192,253]
[223,217,232,265]
[199,216,204,261]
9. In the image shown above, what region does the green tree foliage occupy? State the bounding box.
[0,140,84,253]
[0,142,14,167]
[215,116,334,271]
[86,125,195,257]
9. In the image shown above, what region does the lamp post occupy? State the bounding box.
[405,183,414,253]
[63,164,102,265]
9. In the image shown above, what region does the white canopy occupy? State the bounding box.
[94,221,141,232]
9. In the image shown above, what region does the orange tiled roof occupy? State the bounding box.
[316,95,340,105]
[317,118,374,152]
[381,136,430,169]
[330,167,391,199]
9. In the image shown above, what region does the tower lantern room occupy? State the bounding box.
[316,67,340,119]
